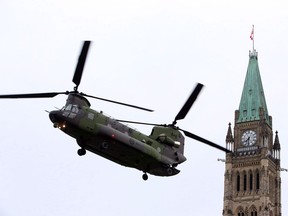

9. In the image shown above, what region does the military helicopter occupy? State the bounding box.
[0,41,230,180]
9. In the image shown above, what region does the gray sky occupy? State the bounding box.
[1,0,288,215]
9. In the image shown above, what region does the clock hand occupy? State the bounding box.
[245,137,250,145]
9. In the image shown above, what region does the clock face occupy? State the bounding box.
[241,130,257,146]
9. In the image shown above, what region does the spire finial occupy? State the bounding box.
[226,122,234,143]
[273,131,281,150]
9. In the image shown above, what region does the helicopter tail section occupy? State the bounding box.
[149,126,186,166]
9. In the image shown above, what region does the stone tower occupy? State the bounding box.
[222,50,281,216]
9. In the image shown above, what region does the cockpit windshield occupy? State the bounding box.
[61,104,79,118]
[62,104,79,113]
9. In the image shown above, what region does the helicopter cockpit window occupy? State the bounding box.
[63,104,72,111]
[71,105,79,113]
[63,104,79,113]
[62,104,79,118]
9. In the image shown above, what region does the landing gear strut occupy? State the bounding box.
[142,173,148,181]
[77,148,86,156]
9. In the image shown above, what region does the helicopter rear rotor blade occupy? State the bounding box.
[82,93,154,112]
[173,83,203,125]
[0,92,69,99]
[72,41,91,91]
[116,119,162,126]
[180,129,231,153]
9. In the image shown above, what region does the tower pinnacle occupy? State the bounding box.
[237,50,271,126]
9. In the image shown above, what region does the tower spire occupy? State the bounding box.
[237,48,271,126]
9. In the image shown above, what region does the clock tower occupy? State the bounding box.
[222,50,281,216]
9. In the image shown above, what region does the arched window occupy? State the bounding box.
[249,171,253,191]
[250,206,257,216]
[243,171,247,191]
[237,207,244,216]
[237,172,240,192]
[256,170,260,191]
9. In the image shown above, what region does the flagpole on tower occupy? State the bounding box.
[250,25,255,52]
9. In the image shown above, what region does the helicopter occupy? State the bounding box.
[0,41,230,180]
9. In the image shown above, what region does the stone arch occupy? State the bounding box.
[235,206,245,216]
[249,205,258,216]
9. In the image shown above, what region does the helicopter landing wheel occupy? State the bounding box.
[142,173,148,181]
[167,167,173,175]
[77,148,86,156]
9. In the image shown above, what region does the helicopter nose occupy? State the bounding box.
[49,110,61,123]
[49,111,67,129]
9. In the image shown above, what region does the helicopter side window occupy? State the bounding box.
[88,112,94,120]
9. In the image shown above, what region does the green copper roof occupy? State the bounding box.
[237,50,271,126]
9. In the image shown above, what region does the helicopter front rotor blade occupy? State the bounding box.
[81,93,154,112]
[181,129,231,153]
[0,92,69,99]
[72,41,91,90]
[173,83,204,124]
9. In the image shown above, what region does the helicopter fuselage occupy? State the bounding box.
[49,94,186,178]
